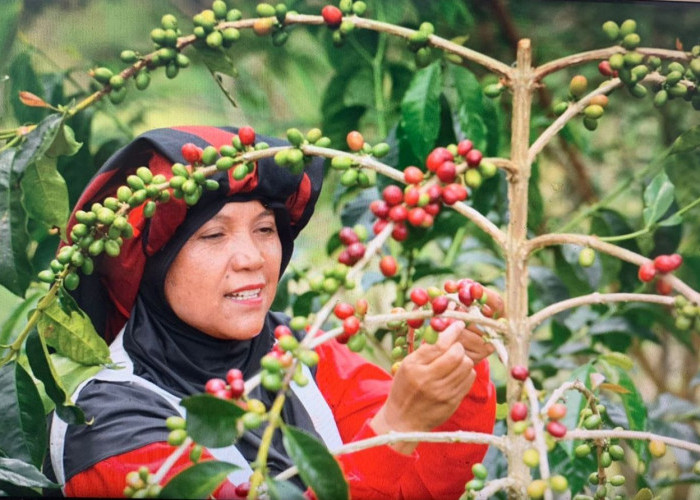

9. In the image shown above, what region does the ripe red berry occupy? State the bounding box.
[337,249,353,266]
[234,482,251,498]
[598,60,614,77]
[524,427,536,441]
[430,316,449,332]
[436,161,457,183]
[465,149,483,167]
[238,126,256,146]
[424,202,441,216]
[431,295,449,314]
[334,302,355,320]
[321,5,343,28]
[420,213,434,228]
[443,279,459,293]
[407,207,427,227]
[347,242,366,260]
[181,143,203,164]
[546,420,567,438]
[547,403,567,421]
[370,199,389,219]
[668,253,682,270]
[458,286,473,307]
[343,315,361,336]
[274,325,292,339]
[382,185,404,206]
[403,166,424,184]
[410,287,430,306]
[481,304,494,318]
[229,378,245,399]
[654,253,682,273]
[403,186,421,206]
[510,365,529,381]
[427,184,442,202]
[426,147,453,172]
[638,261,656,282]
[457,139,473,157]
[373,218,388,235]
[388,204,408,223]
[407,317,424,329]
[469,282,484,301]
[441,186,460,205]
[226,368,244,385]
[655,278,672,295]
[339,227,359,246]
[510,402,528,422]
[379,255,398,277]
[205,378,227,394]
[346,130,364,151]
[391,222,408,242]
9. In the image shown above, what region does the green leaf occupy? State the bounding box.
[0,362,47,468]
[0,0,21,72]
[158,461,238,499]
[615,367,648,464]
[669,125,700,155]
[642,172,675,227]
[180,394,245,448]
[0,456,58,489]
[450,66,487,151]
[10,52,47,125]
[20,156,69,231]
[0,290,41,346]
[560,362,594,456]
[49,353,103,397]
[266,477,307,500]
[281,426,348,500]
[400,61,442,161]
[26,329,85,424]
[193,46,238,78]
[36,299,111,365]
[14,114,63,176]
[45,124,82,158]
[0,148,33,296]
[656,213,683,227]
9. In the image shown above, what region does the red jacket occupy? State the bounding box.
[64,340,495,499]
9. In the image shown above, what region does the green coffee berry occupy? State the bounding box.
[109,87,127,104]
[120,50,138,63]
[135,71,151,90]
[201,146,219,165]
[38,270,56,284]
[654,89,668,107]
[93,67,113,84]
[471,463,488,480]
[583,117,598,131]
[340,169,358,186]
[619,19,637,36]
[599,451,612,468]
[331,156,352,170]
[609,444,625,460]
[608,53,625,70]
[222,27,240,44]
[466,479,484,491]
[668,83,687,98]
[372,142,390,157]
[352,1,367,15]
[226,8,243,21]
[550,475,568,493]
[167,429,187,446]
[583,414,602,429]
[584,104,605,119]
[63,272,80,291]
[483,83,504,98]
[256,3,276,17]
[81,257,94,275]
[165,415,186,430]
[622,33,641,50]
[205,179,219,191]
[629,84,648,98]
[601,21,619,41]
[347,333,366,352]
[286,128,304,146]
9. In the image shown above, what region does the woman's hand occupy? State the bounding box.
[370,321,477,454]
[452,286,503,364]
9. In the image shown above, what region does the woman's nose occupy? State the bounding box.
[229,239,265,271]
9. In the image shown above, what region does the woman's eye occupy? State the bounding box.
[258,226,277,235]
[201,232,223,240]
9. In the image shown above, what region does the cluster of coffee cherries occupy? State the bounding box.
[600,20,700,110]
[388,278,491,364]
[330,130,389,188]
[336,225,370,266]
[37,167,168,289]
[258,324,321,392]
[122,465,162,498]
[276,127,331,174]
[307,263,355,297]
[406,22,436,68]
[333,298,369,352]
[637,253,682,295]
[321,1,368,47]
[673,295,700,332]
[369,140,497,243]
[556,74,611,131]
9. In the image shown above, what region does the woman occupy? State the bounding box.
[48,126,497,499]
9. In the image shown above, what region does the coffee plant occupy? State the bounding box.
[1,1,699,499]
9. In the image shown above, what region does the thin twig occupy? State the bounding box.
[563,429,700,454]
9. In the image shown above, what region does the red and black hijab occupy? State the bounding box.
[66,126,323,343]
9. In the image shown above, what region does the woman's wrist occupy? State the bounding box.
[369,406,420,455]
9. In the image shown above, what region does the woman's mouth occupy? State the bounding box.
[225,287,263,301]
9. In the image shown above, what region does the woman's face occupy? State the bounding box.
[164,201,282,340]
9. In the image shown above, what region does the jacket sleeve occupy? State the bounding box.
[314,339,496,500]
[63,442,241,498]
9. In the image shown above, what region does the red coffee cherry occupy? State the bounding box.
[436,161,457,183]
[426,184,442,202]
[510,365,529,381]
[655,278,672,295]
[339,227,360,246]
[334,302,355,320]
[458,286,473,307]
[598,60,614,76]
[424,202,441,216]
[181,143,203,164]
[342,316,361,336]
[403,186,421,206]
[546,420,568,438]
[234,482,251,498]
[346,130,364,151]
[370,199,389,219]
[410,287,430,306]
[391,222,408,242]
[457,139,473,156]
[465,148,483,167]
[274,325,292,339]
[654,253,682,273]
[229,378,245,399]
[347,242,366,260]
[547,403,567,421]
[510,402,528,422]
[379,255,398,277]
[469,282,484,301]
[226,368,244,385]
[382,185,404,206]
[430,316,449,332]
[337,249,352,266]
[425,147,453,172]
[238,126,256,146]
[403,166,424,184]
[524,427,536,441]
[443,279,459,293]
[372,218,389,236]
[205,378,227,394]
[431,295,449,314]
[321,5,343,28]
[638,261,656,282]
[407,207,427,227]
[388,204,408,223]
